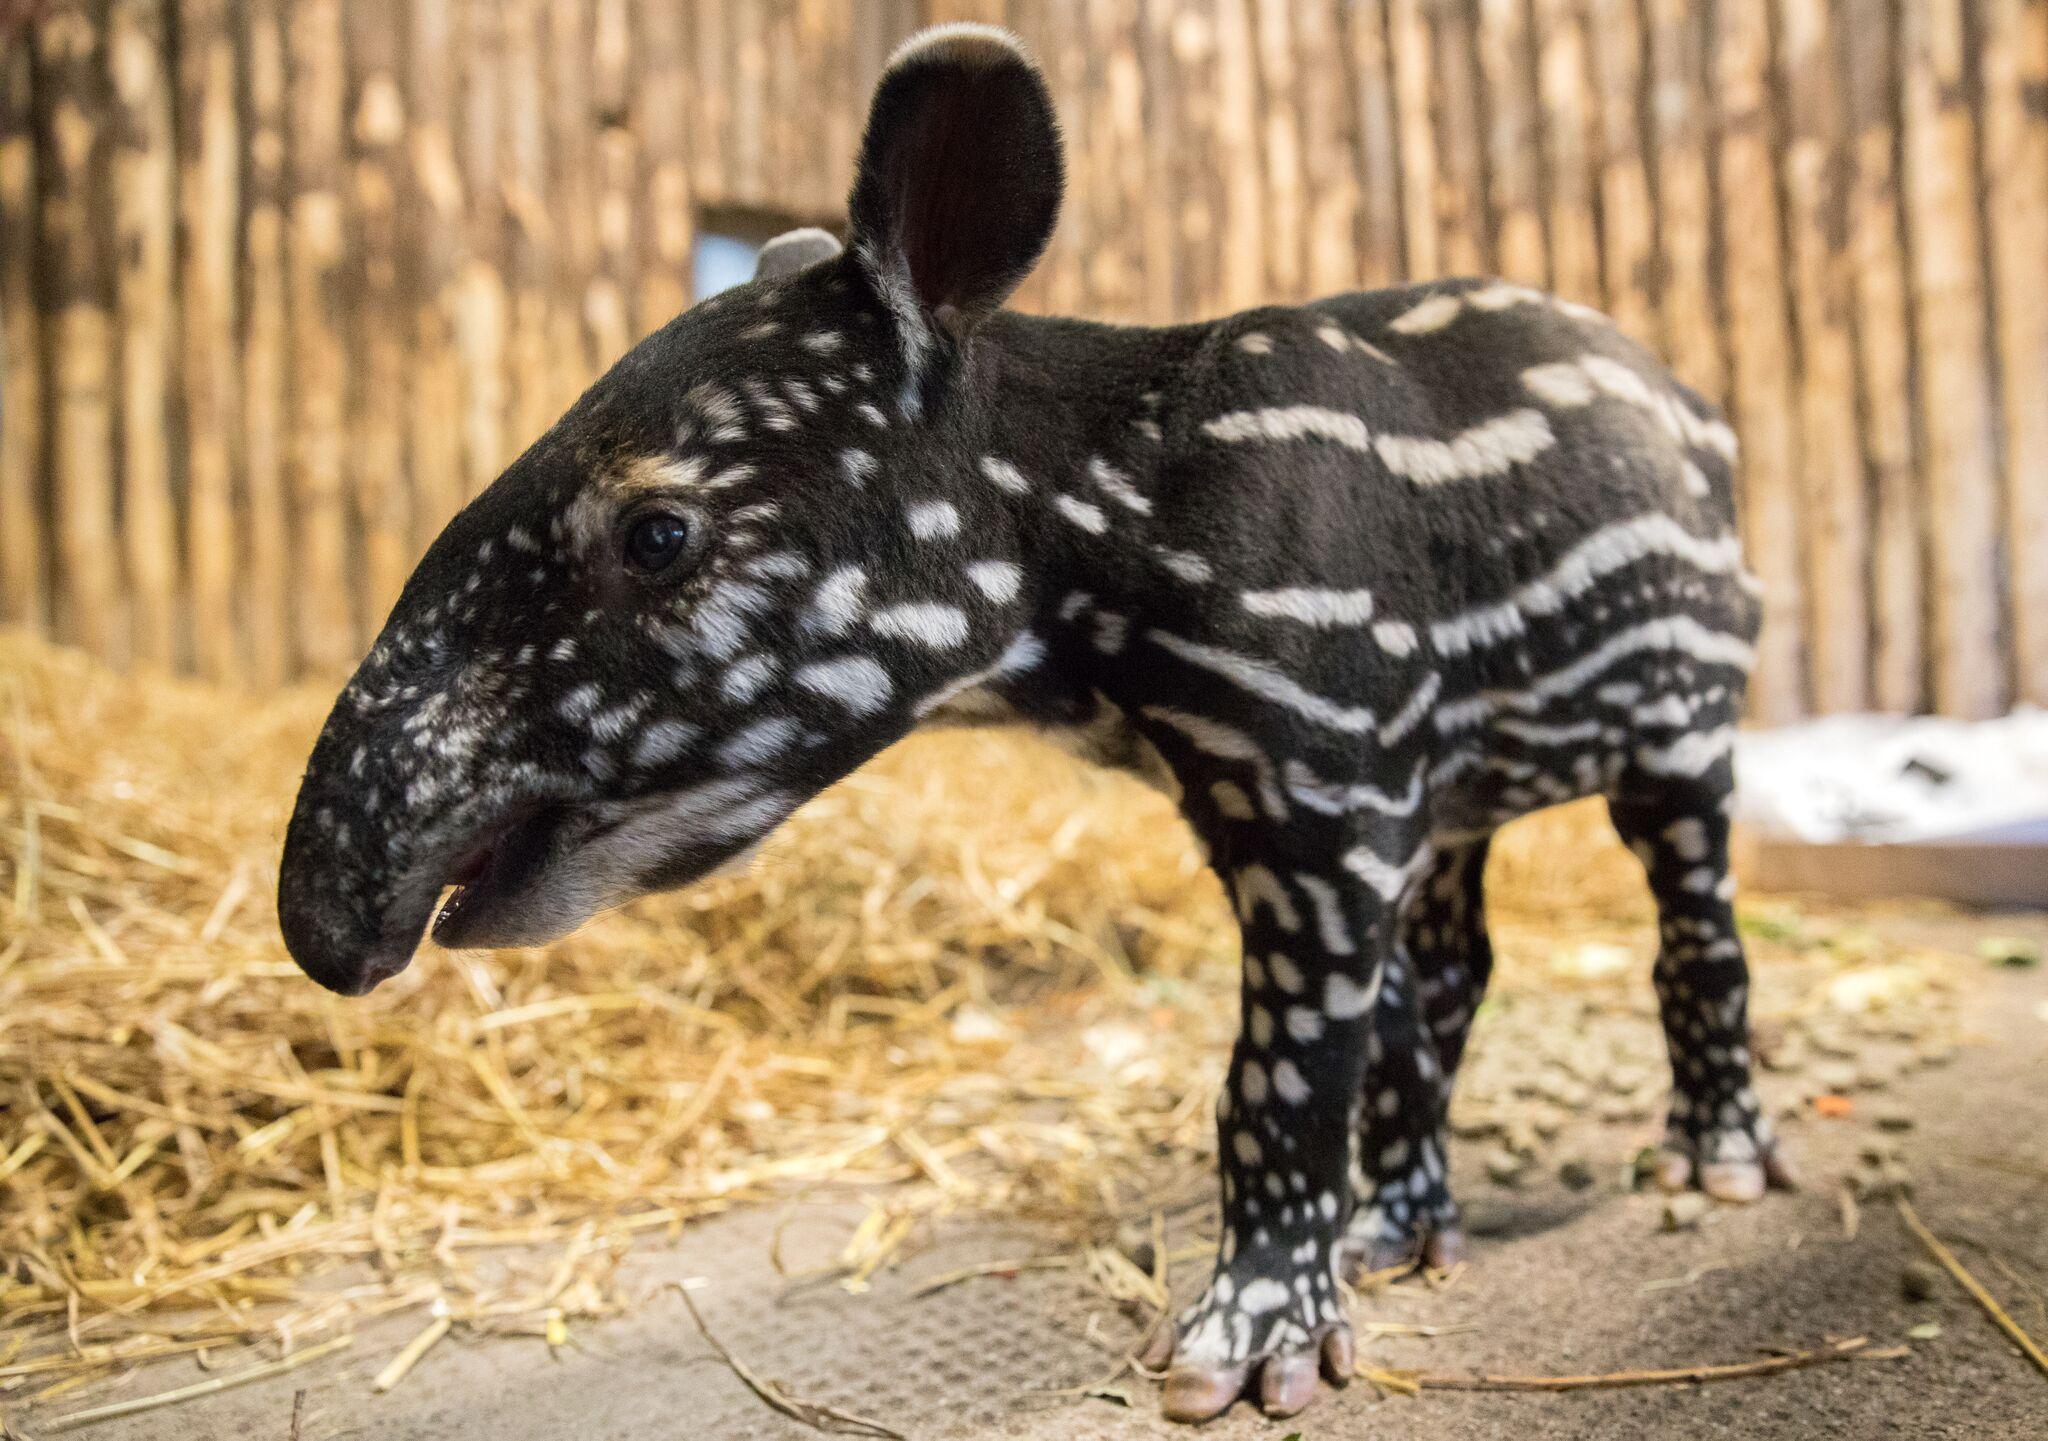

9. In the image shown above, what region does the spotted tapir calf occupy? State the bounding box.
[278,23,1789,1423]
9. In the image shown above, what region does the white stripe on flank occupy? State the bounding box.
[1494,717,1605,746]
[1635,725,1735,777]
[1147,631,1379,735]
[1386,292,1463,334]
[1088,457,1152,514]
[1240,587,1375,627]
[1373,408,1554,485]
[1202,405,1372,451]
[1428,515,1752,656]
[1523,355,1739,460]
[1434,616,1757,733]
[1372,620,1419,656]
[1377,672,1442,746]
[1283,758,1425,817]
[1140,705,1288,819]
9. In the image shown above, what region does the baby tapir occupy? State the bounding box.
[278,23,1788,1423]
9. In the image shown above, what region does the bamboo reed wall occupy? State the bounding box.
[1,0,2044,720]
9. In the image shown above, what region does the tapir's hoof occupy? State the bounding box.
[1655,1139,1797,1202]
[1143,1321,1354,1422]
[1339,1223,1466,1286]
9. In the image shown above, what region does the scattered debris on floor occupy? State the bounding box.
[0,633,1996,1423]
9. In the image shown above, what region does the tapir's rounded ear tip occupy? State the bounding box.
[883,22,1036,78]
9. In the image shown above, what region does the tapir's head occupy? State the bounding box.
[278,26,1064,995]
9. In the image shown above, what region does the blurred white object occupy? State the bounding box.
[1733,709,2048,908]
[1734,708,2048,844]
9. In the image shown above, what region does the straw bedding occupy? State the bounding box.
[0,632,1961,1405]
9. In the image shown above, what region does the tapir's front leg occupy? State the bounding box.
[1143,831,1414,1420]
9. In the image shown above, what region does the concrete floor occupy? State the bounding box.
[13,914,2048,1441]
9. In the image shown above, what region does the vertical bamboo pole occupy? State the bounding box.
[1385,0,1440,281]
[1586,0,1656,341]
[1164,0,1224,316]
[404,0,468,548]
[1713,0,1807,721]
[1776,0,1869,713]
[816,0,856,207]
[1213,0,1267,309]
[1474,0,1550,289]
[178,0,242,681]
[730,0,766,208]
[590,0,639,359]
[1251,0,1306,300]
[1424,0,1490,278]
[1295,0,1360,299]
[109,0,178,669]
[241,0,292,684]
[636,0,694,326]
[459,0,509,493]
[1136,0,1186,320]
[286,0,355,671]
[1899,0,2004,717]
[690,0,730,208]
[546,0,598,412]
[1531,0,1600,307]
[1644,0,1727,405]
[39,3,121,660]
[347,0,414,625]
[1093,0,1149,319]
[0,33,43,630]
[1979,0,2048,705]
[502,0,554,455]
[1349,0,1406,286]
[1838,0,1921,713]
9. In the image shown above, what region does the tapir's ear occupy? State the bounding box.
[754,227,844,281]
[846,24,1062,336]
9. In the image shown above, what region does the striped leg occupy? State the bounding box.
[1144,844,1408,1422]
[1609,779,1791,1201]
[1342,840,1491,1276]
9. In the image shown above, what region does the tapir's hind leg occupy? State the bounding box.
[1608,770,1793,1202]
[1341,839,1491,1278]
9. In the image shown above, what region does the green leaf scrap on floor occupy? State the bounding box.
[1978,936,2042,969]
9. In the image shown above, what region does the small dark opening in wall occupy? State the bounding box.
[693,206,839,299]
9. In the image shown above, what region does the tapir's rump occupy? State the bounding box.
[278,21,1781,1422]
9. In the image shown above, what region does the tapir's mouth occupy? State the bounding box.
[428,800,573,949]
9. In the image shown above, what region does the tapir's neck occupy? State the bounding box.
[946,309,1222,722]
[970,308,1215,585]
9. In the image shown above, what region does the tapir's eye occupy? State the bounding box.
[624,511,693,575]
